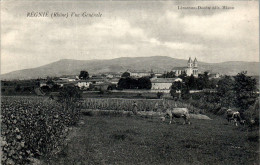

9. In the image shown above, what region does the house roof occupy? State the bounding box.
[127,69,151,74]
[92,82,111,86]
[151,78,182,83]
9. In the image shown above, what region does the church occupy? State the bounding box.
[172,57,199,77]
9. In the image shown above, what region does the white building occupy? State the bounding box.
[172,57,199,77]
[126,70,152,78]
[151,78,182,90]
[77,81,91,88]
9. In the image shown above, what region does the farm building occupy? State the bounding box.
[209,73,221,79]
[76,81,91,89]
[90,82,111,91]
[126,69,152,78]
[151,78,182,90]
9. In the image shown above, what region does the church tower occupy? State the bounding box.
[193,58,198,68]
[188,57,193,68]
[186,57,193,76]
[193,57,198,77]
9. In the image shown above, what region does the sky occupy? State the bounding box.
[1,0,259,74]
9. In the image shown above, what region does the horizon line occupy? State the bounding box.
[1,55,259,75]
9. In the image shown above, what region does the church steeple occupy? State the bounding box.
[193,57,198,68]
[188,57,193,68]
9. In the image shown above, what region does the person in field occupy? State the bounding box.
[132,101,138,115]
[154,102,159,112]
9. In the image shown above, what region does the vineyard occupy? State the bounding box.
[1,96,81,165]
[80,98,202,114]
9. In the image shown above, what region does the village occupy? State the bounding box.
[1,57,223,98]
[31,58,220,95]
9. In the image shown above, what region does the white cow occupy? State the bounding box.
[163,108,191,125]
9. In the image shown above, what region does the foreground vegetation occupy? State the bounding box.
[171,72,259,125]
[44,114,259,165]
[1,95,81,165]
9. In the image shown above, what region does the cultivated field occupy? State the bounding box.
[1,96,259,165]
[44,113,259,165]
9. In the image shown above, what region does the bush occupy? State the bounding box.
[157,92,163,99]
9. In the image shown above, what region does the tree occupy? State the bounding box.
[162,71,176,78]
[234,72,257,111]
[196,72,210,90]
[46,80,55,87]
[79,71,89,80]
[178,72,187,80]
[157,92,163,99]
[58,86,82,125]
[187,75,197,90]
[181,83,191,100]
[137,77,152,89]
[121,72,130,78]
[118,77,151,89]
[58,86,81,104]
[41,86,51,93]
[118,77,138,89]
[15,84,21,92]
[170,81,183,100]
[51,84,61,92]
[217,75,235,108]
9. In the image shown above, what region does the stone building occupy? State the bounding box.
[172,57,199,77]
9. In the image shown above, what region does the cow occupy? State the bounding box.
[226,109,243,126]
[163,108,191,125]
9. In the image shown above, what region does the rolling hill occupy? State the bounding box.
[1,56,259,80]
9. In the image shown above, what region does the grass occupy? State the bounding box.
[43,114,259,165]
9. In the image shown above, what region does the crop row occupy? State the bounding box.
[80,98,201,113]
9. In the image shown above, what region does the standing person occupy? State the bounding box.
[154,102,159,112]
[132,101,138,115]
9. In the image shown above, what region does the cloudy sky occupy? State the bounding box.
[1,0,259,74]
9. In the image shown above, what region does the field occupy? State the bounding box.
[1,96,259,165]
[44,113,259,165]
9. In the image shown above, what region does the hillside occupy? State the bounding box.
[1,56,259,80]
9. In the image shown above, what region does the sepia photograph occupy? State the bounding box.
[1,0,259,164]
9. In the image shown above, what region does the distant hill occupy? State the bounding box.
[1,56,259,80]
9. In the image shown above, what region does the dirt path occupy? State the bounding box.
[43,113,259,165]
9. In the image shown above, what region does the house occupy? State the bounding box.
[88,78,105,84]
[76,81,91,89]
[59,77,76,82]
[151,78,182,90]
[106,74,114,78]
[209,73,221,79]
[151,70,164,78]
[53,80,68,87]
[90,82,111,91]
[40,81,47,87]
[171,67,186,76]
[109,78,120,86]
[126,69,152,78]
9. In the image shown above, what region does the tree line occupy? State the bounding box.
[171,71,258,122]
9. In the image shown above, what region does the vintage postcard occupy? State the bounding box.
[1,0,259,164]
